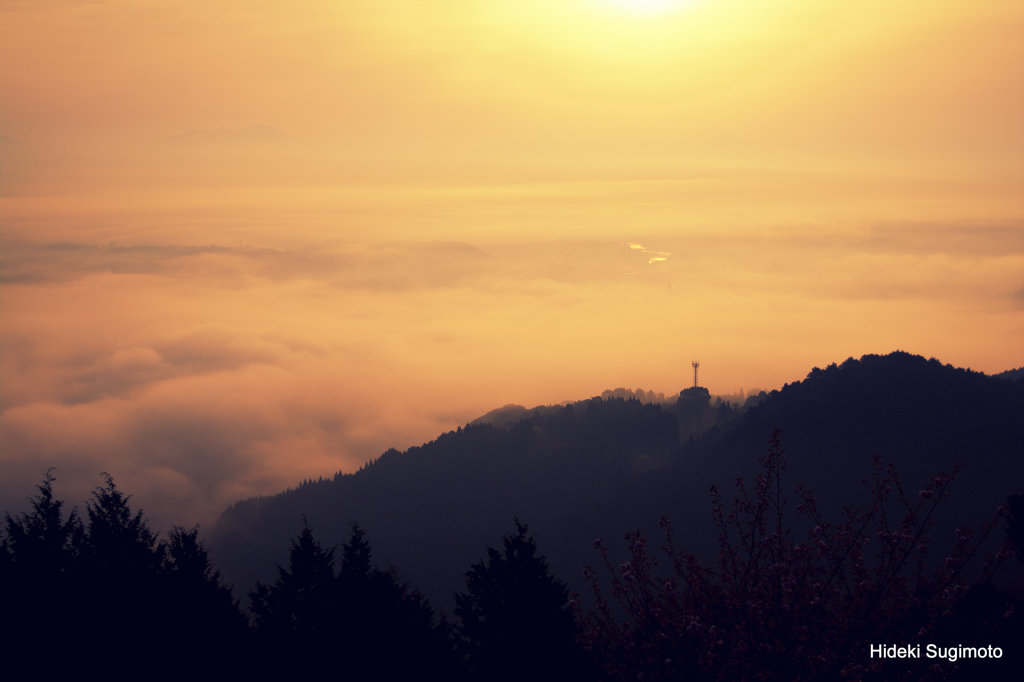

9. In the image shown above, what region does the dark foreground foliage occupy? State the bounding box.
[579,430,1021,681]
[0,472,578,680]
[249,522,460,678]
[3,424,1019,681]
[1,470,247,679]
[455,519,600,681]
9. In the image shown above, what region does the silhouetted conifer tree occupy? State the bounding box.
[250,524,348,673]
[455,520,595,681]
[1,470,84,670]
[3,468,82,576]
[79,473,170,669]
[250,523,339,638]
[84,472,161,573]
[249,522,460,678]
[161,525,249,672]
[2,472,248,678]
[341,523,373,581]
[338,523,461,679]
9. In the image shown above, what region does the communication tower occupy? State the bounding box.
[692,361,700,388]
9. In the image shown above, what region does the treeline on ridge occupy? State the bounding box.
[213,353,1024,611]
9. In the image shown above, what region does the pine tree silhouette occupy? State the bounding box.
[456,520,594,681]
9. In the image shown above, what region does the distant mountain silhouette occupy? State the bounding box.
[211,352,1024,610]
[996,366,1024,382]
[470,403,552,428]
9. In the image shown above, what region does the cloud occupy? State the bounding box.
[0,236,519,531]
[0,239,496,291]
[622,241,672,265]
[2,0,1021,543]
[1,221,1020,533]
[0,348,460,532]
[859,224,1024,258]
[0,242,233,285]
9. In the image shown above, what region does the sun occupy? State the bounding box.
[601,0,696,15]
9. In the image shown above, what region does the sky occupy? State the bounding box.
[1,0,1022,531]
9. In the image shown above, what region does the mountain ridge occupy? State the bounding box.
[211,351,1023,610]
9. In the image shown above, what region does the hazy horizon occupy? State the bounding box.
[2,0,1022,532]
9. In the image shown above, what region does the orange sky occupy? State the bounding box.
[2,0,1022,530]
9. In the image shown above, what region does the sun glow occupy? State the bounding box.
[601,0,695,15]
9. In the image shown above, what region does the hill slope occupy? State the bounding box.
[211,352,1024,609]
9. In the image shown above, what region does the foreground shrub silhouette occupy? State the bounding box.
[580,429,1019,681]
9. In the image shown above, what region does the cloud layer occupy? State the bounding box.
[1,1,1021,533]
[2,207,1020,532]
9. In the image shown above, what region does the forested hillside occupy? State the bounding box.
[212,352,1024,609]
[6,351,1022,680]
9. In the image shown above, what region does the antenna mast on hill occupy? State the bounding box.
[692,361,700,388]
